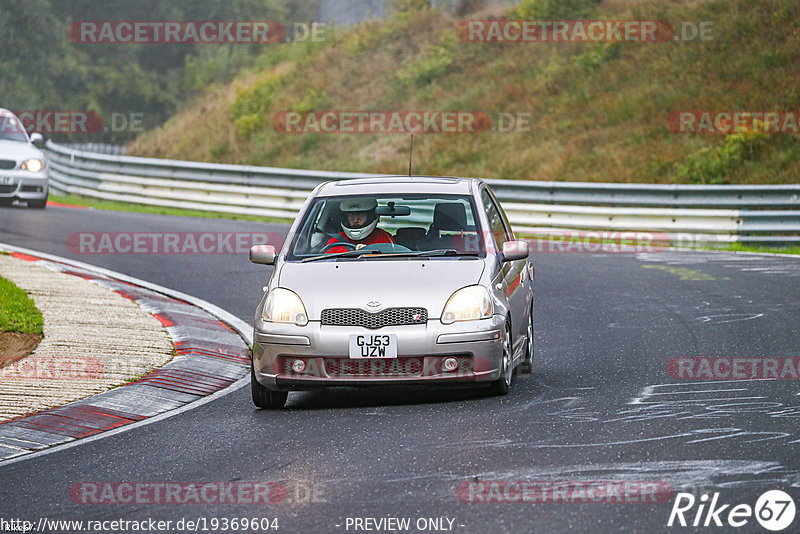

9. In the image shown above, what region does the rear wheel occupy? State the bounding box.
[251,365,288,408]
[489,323,513,396]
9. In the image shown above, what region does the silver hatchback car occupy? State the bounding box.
[249,176,534,408]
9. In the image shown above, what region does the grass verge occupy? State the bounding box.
[0,276,44,335]
[49,193,291,224]
[517,232,800,255]
[720,243,800,255]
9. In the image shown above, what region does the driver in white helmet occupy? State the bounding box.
[324,198,394,253]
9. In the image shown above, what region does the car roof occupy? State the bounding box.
[314,176,483,197]
[0,109,20,122]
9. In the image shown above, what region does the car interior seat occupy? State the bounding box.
[393,227,427,250]
[418,202,468,251]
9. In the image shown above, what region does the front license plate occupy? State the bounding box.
[349,334,397,359]
[0,176,13,185]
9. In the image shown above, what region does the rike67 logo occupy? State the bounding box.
[668,490,796,531]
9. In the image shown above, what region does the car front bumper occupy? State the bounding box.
[252,315,506,391]
[0,171,49,202]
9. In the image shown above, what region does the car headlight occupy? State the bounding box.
[441,285,493,324]
[262,288,308,326]
[21,159,44,172]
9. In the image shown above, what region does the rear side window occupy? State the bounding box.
[481,189,509,249]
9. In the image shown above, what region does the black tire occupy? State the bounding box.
[489,323,513,396]
[518,304,534,374]
[251,365,288,408]
[28,197,47,209]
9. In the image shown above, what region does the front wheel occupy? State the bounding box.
[518,304,534,374]
[488,323,513,396]
[251,365,288,408]
[28,198,47,209]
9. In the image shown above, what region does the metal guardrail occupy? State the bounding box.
[45,141,800,246]
[486,178,800,209]
[58,143,127,156]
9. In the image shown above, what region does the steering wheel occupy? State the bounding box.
[319,241,357,253]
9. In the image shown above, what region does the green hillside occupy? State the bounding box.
[129,0,800,184]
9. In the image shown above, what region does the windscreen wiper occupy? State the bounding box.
[386,249,481,258]
[300,250,383,263]
[301,248,479,262]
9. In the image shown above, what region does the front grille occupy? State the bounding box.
[21,185,42,193]
[323,357,423,377]
[0,160,16,170]
[321,307,427,329]
[0,184,16,194]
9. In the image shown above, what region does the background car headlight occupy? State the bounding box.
[21,159,44,172]
[262,287,308,326]
[441,285,493,324]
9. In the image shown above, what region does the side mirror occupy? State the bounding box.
[500,240,528,262]
[250,244,276,265]
[30,132,44,146]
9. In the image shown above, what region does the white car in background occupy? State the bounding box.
[0,108,48,209]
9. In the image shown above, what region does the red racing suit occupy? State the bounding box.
[324,228,394,253]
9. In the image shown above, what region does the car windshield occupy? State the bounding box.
[287,194,486,261]
[0,113,29,143]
